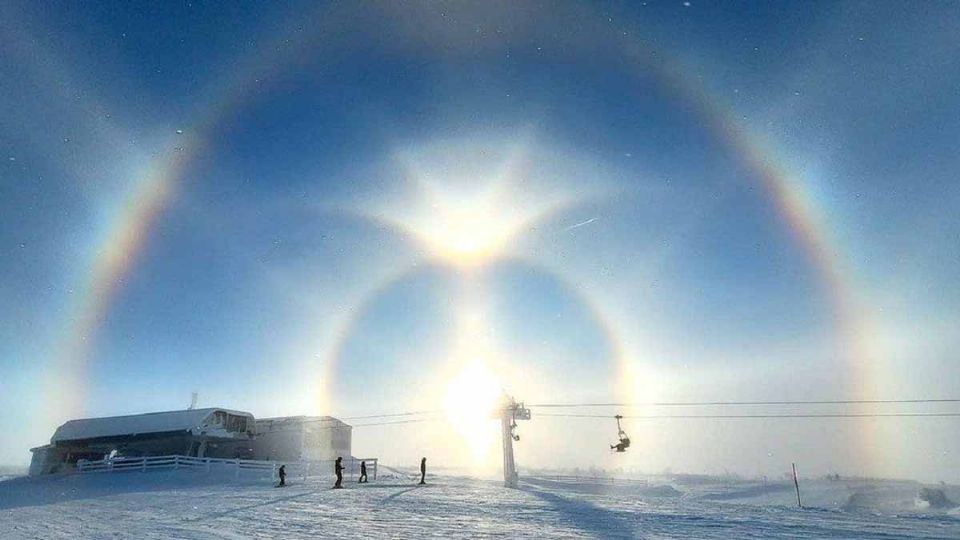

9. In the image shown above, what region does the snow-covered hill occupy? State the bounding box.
[0,470,957,539]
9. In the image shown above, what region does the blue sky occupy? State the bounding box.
[2,1,959,480]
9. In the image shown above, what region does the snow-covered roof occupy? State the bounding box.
[51,408,254,443]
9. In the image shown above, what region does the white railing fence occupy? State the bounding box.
[76,455,378,483]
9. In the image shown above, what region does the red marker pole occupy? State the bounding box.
[792,463,803,508]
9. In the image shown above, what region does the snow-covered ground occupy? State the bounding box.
[0,468,958,539]
[0,467,25,484]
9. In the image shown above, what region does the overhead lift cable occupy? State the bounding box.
[528,398,960,408]
[341,410,442,421]
[537,412,960,419]
[288,398,960,432]
[352,417,444,428]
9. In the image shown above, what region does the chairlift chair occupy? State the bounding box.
[611,414,631,452]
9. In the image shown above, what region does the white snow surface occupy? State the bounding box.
[0,469,958,539]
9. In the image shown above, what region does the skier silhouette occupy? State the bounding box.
[419,457,427,485]
[333,457,344,489]
[278,464,286,487]
[358,460,368,484]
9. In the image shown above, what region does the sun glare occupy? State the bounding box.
[442,360,503,460]
[369,136,590,269]
[419,202,518,266]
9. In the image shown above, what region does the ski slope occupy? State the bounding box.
[0,469,958,539]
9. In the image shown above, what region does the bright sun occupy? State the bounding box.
[419,202,518,266]
[368,136,586,269]
[442,360,503,459]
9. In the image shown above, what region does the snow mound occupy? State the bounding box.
[642,484,682,498]
[700,482,794,501]
[917,487,957,510]
[843,490,886,512]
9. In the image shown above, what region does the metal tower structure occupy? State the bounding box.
[498,395,530,488]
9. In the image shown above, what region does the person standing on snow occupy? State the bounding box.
[419,457,427,485]
[358,460,368,484]
[278,464,286,487]
[334,457,344,489]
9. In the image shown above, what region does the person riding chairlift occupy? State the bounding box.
[611,436,631,452]
[611,415,631,452]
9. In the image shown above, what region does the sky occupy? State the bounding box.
[1,1,959,482]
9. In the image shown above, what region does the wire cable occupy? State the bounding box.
[352,418,444,428]
[527,398,960,408]
[272,398,960,431]
[341,410,442,421]
[536,412,960,419]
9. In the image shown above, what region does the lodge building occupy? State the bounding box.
[29,407,352,475]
